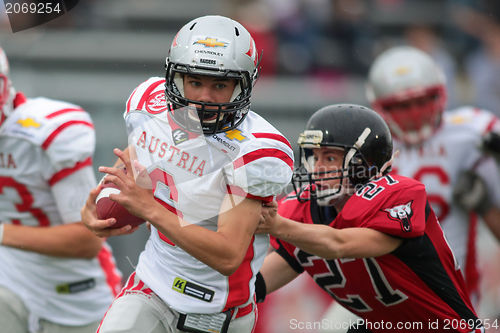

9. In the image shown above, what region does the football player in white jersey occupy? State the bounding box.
[323,45,500,332]
[0,46,122,333]
[366,46,500,306]
[81,15,294,333]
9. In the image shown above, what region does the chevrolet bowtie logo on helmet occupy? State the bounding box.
[194,38,228,48]
[395,66,411,76]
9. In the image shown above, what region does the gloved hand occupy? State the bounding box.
[482,131,500,162]
[452,170,492,216]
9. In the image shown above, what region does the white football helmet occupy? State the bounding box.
[0,47,14,127]
[165,15,261,134]
[366,46,447,145]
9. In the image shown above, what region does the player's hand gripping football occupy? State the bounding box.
[82,148,152,237]
[256,200,279,234]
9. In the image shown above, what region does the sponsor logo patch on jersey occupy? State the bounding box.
[146,91,168,114]
[17,117,41,128]
[224,129,248,142]
[385,201,413,232]
[172,128,189,145]
[199,58,216,65]
[212,134,238,152]
[449,115,467,124]
[56,278,96,294]
[172,277,214,302]
[194,37,228,48]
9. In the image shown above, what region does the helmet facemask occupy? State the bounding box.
[374,85,446,146]
[164,15,261,135]
[293,125,391,206]
[165,62,254,134]
[367,46,447,146]
[293,146,349,206]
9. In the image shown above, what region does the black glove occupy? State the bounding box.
[482,131,500,162]
[255,272,267,303]
[452,170,492,216]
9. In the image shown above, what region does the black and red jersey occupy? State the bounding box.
[273,174,483,332]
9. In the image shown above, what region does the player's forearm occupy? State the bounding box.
[272,216,345,259]
[483,206,500,242]
[1,223,103,258]
[272,218,402,259]
[178,225,253,276]
[148,206,253,276]
[260,251,300,294]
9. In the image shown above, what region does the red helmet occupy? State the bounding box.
[366,46,447,145]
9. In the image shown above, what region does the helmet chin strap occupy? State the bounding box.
[317,127,371,207]
[390,117,433,146]
[317,192,342,206]
[316,186,347,206]
[375,150,398,178]
[315,169,351,206]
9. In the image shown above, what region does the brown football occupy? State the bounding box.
[95,182,145,229]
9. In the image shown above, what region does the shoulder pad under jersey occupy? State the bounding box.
[338,174,428,238]
[444,106,499,135]
[5,97,95,172]
[221,112,294,201]
[125,77,167,116]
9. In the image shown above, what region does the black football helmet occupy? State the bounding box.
[293,104,393,205]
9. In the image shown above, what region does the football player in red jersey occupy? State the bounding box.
[256,104,486,332]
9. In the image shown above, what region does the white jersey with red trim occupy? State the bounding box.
[0,94,122,327]
[392,106,500,302]
[125,77,294,314]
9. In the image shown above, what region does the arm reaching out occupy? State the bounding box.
[257,201,402,259]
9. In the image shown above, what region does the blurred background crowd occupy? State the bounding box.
[1,0,499,327]
[2,0,500,156]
